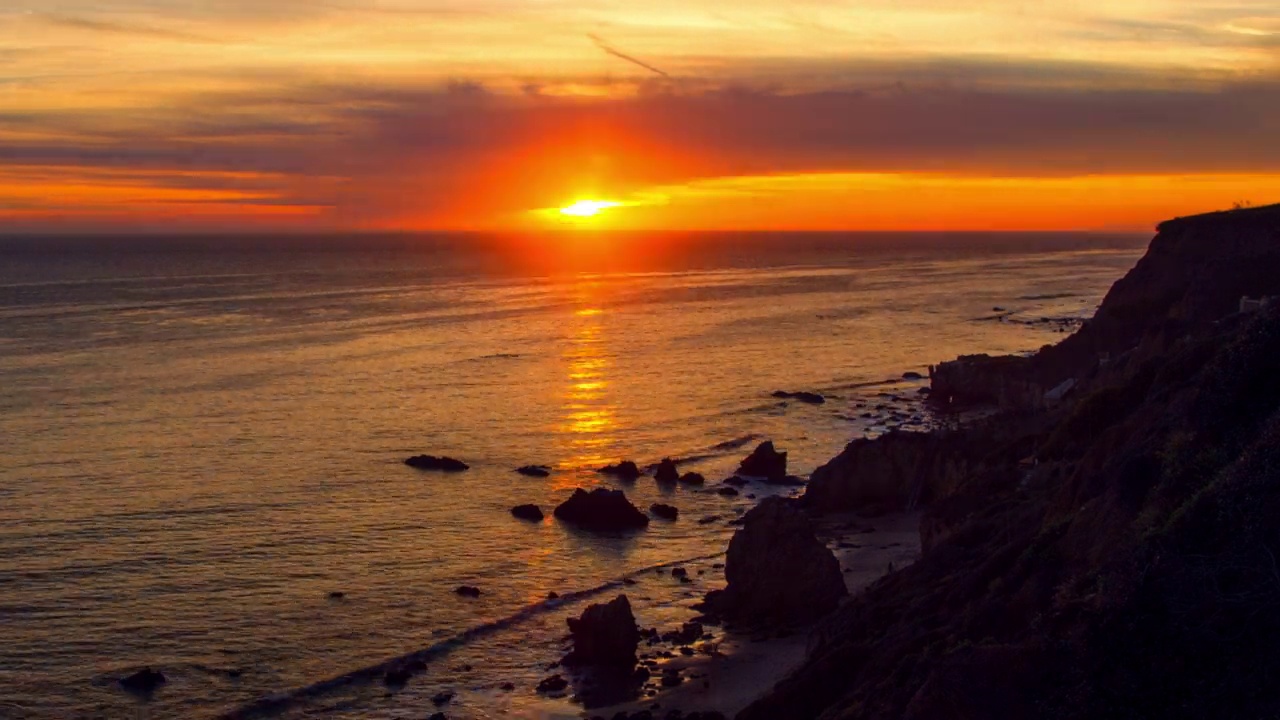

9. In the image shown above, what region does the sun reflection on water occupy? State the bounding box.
[556,282,621,482]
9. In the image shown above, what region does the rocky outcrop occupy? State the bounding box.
[553,488,650,532]
[511,504,544,521]
[929,204,1280,410]
[516,465,551,477]
[650,503,679,520]
[739,212,1280,720]
[736,441,787,480]
[563,595,641,666]
[119,667,166,694]
[679,472,706,486]
[598,461,642,481]
[405,455,469,472]
[654,458,679,484]
[702,497,845,625]
[803,430,982,514]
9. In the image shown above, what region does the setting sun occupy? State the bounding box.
[559,200,620,218]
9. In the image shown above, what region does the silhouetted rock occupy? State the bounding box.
[655,458,680,484]
[119,667,166,694]
[598,461,642,481]
[517,465,551,477]
[737,441,787,480]
[405,455,470,472]
[773,391,826,405]
[428,713,446,720]
[704,497,846,625]
[650,503,679,520]
[383,667,411,687]
[536,674,569,693]
[432,690,455,706]
[698,515,722,524]
[679,472,706,486]
[903,371,924,380]
[327,591,345,599]
[554,488,650,531]
[717,487,739,497]
[723,476,749,487]
[511,504,545,521]
[455,585,481,598]
[563,595,640,666]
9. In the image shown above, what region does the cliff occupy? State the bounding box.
[742,204,1280,720]
[930,203,1280,409]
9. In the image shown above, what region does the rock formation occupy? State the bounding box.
[650,503,679,520]
[702,497,846,625]
[736,441,787,480]
[563,594,641,666]
[516,465,551,477]
[119,667,166,694]
[597,461,642,481]
[404,455,469,472]
[654,458,680,484]
[803,430,982,514]
[511,504,544,521]
[553,488,650,531]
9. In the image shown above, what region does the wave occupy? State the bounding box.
[220,552,724,720]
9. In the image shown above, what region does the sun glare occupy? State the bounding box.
[559,200,620,218]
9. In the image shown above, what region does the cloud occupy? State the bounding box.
[5,58,1280,227]
[35,13,223,43]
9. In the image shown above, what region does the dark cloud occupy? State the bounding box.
[6,58,1280,224]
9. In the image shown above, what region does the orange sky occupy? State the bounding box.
[3,0,1280,232]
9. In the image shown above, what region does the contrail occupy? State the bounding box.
[588,34,671,78]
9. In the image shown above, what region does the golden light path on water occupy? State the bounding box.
[557,281,621,483]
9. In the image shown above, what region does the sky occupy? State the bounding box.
[3,0,1280,232]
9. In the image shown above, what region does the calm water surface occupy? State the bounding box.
[0,234,1146,719]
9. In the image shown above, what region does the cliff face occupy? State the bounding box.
[743,205,1280,720]
[931,203,1280,409]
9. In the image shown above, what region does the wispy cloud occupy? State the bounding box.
[588,34,671,78]
[36,13,223,43]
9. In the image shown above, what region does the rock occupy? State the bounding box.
[803,431,976,514]
[717,487,739,497]
[672,621,703,644]
[432,690,455,706]
[119,667,166,694]
[723,476,749,487]
[428,714,446,720]
[671,567,688,579]
[548,591,560,600]
[704,497,846,625]
[679,472,706,486]
[500,682,516,691]
[773,391,826,405]
[655,458,680,484]
[598,461,642,481]
[737,441,787,480]
[327,591,345,599]
[455,585,481,598]
[554,488,650,532]
[698,515,722,525]
[511,504,545,521]
[517,465,552,477]
[650,503,679,521]
[383,668,411,686]
[537,674,569,693]
[563,595,640,666]
[404,455,469,472]
[903,371,924,380]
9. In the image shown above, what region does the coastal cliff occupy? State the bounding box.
[929,203,1280,410]
[741,204,1280,720]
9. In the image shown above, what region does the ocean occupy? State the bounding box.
[0,232,1146,719]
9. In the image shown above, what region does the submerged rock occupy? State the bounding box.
[536,674,569,693]
[717,487,740,497]
[736,441,788,480]
[773,391,826,405]
[903,371,925,380]
[511,504,545,521]
[516,465,552,477]
[119,667,166,694]
[650,503,679,521]
[563,595,641,667]
[598,461,642,481]
[704,497,846,625]
[655,458,680,484]
[554,488,650,532]
[455,585,482,598]
[405,455,470,472]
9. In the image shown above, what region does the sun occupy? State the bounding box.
[559,200,620,218]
